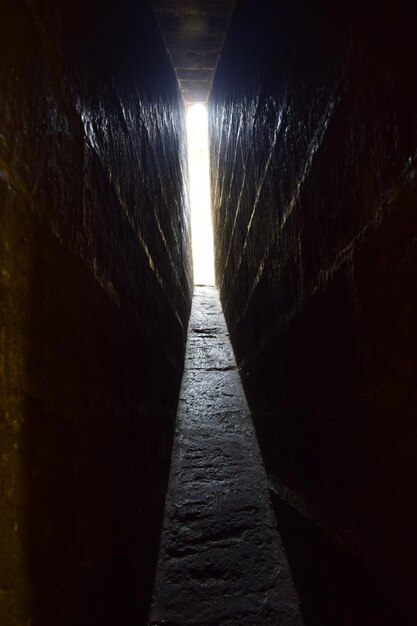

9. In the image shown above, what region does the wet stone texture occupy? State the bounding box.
[0,1,192,624]
[209,0,417,623]
[151,286,303,626]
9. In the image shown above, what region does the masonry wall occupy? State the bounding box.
[0,1,192,624]
[210,0,417,623]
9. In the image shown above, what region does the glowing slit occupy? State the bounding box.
[186,103,215,286]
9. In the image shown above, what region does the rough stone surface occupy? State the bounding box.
[0,1,192,624]
[209,0,417,623]
[152,0,236,103]
[151,287,303,626]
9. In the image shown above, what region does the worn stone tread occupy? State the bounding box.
[150,286,303,626]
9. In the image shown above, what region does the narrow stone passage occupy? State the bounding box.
[150,287,303,626]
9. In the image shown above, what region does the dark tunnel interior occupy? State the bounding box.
[0,0,416,624]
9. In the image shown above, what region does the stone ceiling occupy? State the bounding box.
[152,0,236,104]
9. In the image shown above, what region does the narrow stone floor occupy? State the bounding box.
[150,286,303,626]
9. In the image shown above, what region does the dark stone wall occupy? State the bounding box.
[210,0,417,623]
[0,1,192,624]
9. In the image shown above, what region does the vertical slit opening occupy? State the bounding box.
[186,103,215,286]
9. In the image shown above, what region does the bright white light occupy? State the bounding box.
[186,103,215,286]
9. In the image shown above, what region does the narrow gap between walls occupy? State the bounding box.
[186,103,215,286]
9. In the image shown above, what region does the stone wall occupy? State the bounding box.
[0,1,192,624]
[210,0,417,622]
